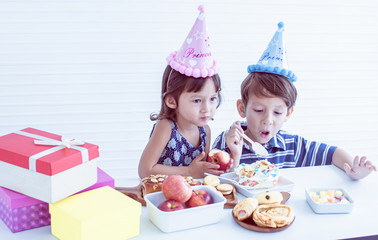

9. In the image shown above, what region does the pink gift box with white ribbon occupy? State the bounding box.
[0,128,99,203]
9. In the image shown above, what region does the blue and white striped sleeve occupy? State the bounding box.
[294,135,337,167]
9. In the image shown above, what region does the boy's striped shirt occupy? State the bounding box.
[212,122,337,168]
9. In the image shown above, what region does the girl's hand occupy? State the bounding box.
[344,156,377,180]
[188,151,225,178]
[225,121,243,163]
[225,158,235,172]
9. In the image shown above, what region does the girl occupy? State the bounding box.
[138,5,227,179]
[138,66,224,178]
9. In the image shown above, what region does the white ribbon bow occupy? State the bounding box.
[15,130,89,172]
[34,137,85,148]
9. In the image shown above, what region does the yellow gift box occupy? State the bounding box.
[49,186,141,240]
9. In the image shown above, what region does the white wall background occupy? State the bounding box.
[1,0,377,183]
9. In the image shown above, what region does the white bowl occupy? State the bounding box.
[219,172,295,197]
[144,185,226,232]
[305,188,354,214]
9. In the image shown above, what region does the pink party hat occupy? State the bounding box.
[247,22,297,82]
[166,5,218,78]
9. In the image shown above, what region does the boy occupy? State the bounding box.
[213,22,376,180]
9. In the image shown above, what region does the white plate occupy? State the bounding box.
[219,172,295,197]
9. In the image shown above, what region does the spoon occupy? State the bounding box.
[242,133,269,157]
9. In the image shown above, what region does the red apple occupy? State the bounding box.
[207,149,231,170]
[186,190,213,208]
[161,175,192,203]
[158,199,185,212]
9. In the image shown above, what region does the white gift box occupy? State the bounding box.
[0,128,99,203]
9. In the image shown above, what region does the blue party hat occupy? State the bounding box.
[247,22,297,82]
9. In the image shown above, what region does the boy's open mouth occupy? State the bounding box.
[260,131,270,138]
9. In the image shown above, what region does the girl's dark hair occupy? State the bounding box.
[151,65,222,121]
[241,72,297,110]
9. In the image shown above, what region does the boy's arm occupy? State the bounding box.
[332,148,376,180]
[212,128,237,168]
[224,121,243,169]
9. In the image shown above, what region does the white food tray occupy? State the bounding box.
[305,187,354,214]
[219,172,295,197]
[144,185,226,232]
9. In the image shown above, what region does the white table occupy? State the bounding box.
[1,165,377,240]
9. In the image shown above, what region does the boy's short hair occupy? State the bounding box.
[241,72,297,110]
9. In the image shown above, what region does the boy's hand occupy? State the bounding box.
[344,156,377,180]
[225,121,243,166]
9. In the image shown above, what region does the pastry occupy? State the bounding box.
[203,175,220,187]
[233,198,258,221]
[141,174,168,195]
[141,175,201,195]
[235,160,279,189]
[216,183,233,195]
[252,204,294,228]
[184,176,201,186]
[256,191,283,205]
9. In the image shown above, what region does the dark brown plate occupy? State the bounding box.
[232,192,294,233]
[223,185,238,209]
[115,183,146,206]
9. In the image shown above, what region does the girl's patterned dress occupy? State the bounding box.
[153,120,207,166]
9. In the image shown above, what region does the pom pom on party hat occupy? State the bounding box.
[247,22,297,82]
[166,5,218,78]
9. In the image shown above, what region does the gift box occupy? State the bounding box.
[76,168,115,194]
[50,186,141,240]
[0,168,114,233]
[0,187,50,233]
[0,128,99,203]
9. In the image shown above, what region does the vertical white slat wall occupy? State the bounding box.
[0,0,377,183]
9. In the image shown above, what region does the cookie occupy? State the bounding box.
[256,191,283,205]
[233,198,258,221]
[216,183,233,195]
[203,175,220,187]
[252,204,294,228]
